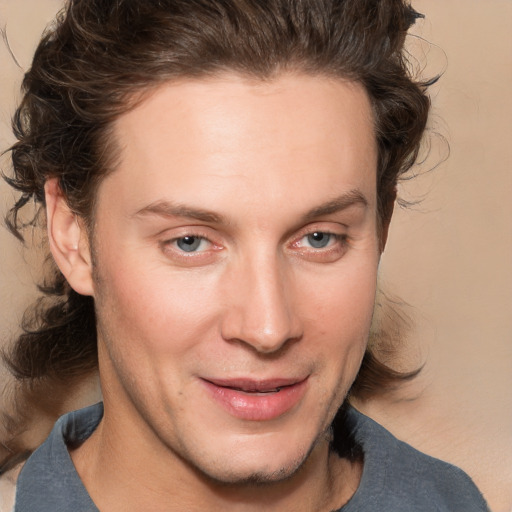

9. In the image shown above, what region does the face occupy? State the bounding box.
[89,74,380,484]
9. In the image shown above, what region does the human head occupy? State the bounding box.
[4,0,429,418]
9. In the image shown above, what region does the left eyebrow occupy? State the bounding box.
[301,189,369,222]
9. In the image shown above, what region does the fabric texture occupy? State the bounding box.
[13,402,489,511]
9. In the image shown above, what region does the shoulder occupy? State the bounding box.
[13,403,102,512]
[339,407,490,512]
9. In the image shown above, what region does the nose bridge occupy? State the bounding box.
[221,248,301,353]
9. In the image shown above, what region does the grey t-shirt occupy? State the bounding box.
[14,403,489,511]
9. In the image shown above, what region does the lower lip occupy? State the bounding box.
[201,378,308,421]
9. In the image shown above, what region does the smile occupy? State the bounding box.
[201,377,309,421]
[225,386,282,394]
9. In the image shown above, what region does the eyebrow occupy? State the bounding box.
[133,189,368,225]
[301,189,368,222]
[134,201,224,224]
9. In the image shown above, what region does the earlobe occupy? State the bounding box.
[45,178,94,296]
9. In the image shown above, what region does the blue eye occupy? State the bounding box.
[176,236,204,252]
[306,232,332,248]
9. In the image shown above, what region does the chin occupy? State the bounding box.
[184,426,324,488]
[198,450,311,487]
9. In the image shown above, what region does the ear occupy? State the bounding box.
[45,177,94,296]
[379,187,397,253]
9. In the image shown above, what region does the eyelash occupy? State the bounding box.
[160,231,219,257]
[290,231,349,262]
[159,229,349,263]
[295,231,347,249]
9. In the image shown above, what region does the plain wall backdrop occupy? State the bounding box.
[0,1,510,510]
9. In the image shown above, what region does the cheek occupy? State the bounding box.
[301,259,378,381]
[303,261,378,334]
[93,251,222,357]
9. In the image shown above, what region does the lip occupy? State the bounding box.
[201,376,309,421]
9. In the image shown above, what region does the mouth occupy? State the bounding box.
[207,377,302,391]
[221,386,283,395]
[200,377,309,421]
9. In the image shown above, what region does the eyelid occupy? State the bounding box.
[158,225,218,242]
[287,225,350,264]
[159,228,223,256]
[289,223,348,246]
[292,232,347,250]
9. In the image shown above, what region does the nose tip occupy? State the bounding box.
[228,312,302,355]
[220,261,303,354]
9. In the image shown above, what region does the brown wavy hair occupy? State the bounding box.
[2,0,432,468]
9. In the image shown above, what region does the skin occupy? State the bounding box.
[46,73,382,511]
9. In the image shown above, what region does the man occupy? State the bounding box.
[1,0,489,510]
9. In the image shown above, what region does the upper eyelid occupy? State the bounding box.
[158,232,348,265]
[160,228,216,243]
[294,219,348,234]
[156,222,238,245]
[291,224,347,242]
[157,223,347,245]
[165,233,209,242]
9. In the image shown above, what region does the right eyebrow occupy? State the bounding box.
[133,200,225,224]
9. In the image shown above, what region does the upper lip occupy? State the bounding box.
[202,377,308,392]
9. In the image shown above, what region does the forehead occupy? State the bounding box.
[99,73,377,219]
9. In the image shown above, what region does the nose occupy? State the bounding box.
[220,253,303,354]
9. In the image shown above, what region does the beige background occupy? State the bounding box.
[0,1,511,510]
